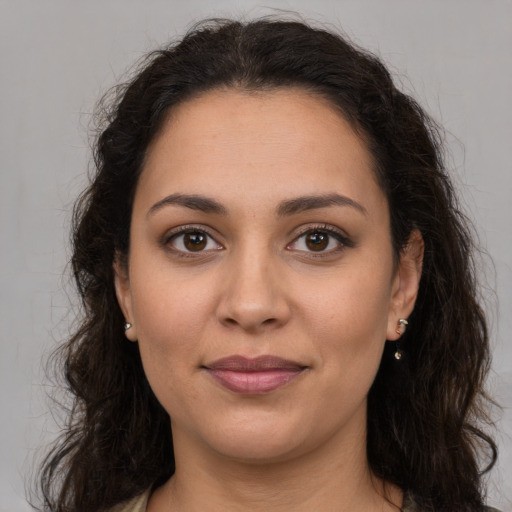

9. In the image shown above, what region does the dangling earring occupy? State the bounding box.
[394,318,408,360]
[124,322,132,331]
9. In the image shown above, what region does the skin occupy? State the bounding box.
[115,88,423,511]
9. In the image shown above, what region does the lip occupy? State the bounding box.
[204,356,307,394]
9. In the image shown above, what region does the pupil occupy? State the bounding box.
[306,232,328,251]
[184,232,206,251]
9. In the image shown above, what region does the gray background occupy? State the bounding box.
[1,1,511,510]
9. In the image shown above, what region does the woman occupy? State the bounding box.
[38,18,499,512]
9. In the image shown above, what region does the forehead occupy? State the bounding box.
[137,88,385,217]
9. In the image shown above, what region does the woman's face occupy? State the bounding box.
[115,88,421,464]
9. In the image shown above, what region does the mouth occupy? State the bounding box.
[203,355,308,395]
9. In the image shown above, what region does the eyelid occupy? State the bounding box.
[162,224,224,255]
[288,224,354,253]
[293,223,350,240]
[160,223,353,257]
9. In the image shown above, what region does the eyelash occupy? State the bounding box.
[163,225,223,258]
[162,224,353,258]
[288,224,354,256]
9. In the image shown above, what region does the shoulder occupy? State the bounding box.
[108,489,150,512]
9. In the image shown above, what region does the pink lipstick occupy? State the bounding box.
[204,356,306,394]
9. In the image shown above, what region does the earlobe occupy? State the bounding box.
[387,229,424,340]
[113,255,137,342]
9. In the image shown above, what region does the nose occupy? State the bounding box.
[215,248,292,333]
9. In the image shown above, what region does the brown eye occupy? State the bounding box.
[183,231,207,251]
[305,231,329,251]
[288,227,351,255]
[167,229,222,254]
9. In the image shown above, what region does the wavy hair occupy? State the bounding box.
[38,18,497,512]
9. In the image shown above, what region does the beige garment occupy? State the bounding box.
[109,489,150,512]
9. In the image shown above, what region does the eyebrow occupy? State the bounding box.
[276,193,367,217]
[147,192,367,218]
[147,193,228,217]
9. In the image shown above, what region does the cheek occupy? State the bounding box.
[300,263,393,377]
[130,253,215,343]
[305,264,392,334]
[128,269,214,398]
[133,302,205,419]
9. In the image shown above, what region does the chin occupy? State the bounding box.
[192,410,309,463]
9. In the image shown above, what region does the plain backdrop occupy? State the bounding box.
[1,1,511,510]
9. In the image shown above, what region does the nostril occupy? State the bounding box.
[220,315,280,330]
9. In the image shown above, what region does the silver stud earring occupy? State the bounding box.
[124,322,132,331]
[395,318,408,336]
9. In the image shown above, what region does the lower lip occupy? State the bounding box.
[207,369,304,394]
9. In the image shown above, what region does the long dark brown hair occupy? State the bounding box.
[37,18,497,512]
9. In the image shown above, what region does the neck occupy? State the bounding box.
[148,425,402,512]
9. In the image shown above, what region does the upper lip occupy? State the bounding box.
[204,355,306,372]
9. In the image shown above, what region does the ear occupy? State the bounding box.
[387,229,424,340]
[113,254,138,342]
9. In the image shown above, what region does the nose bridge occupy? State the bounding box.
[217,239,290,331]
